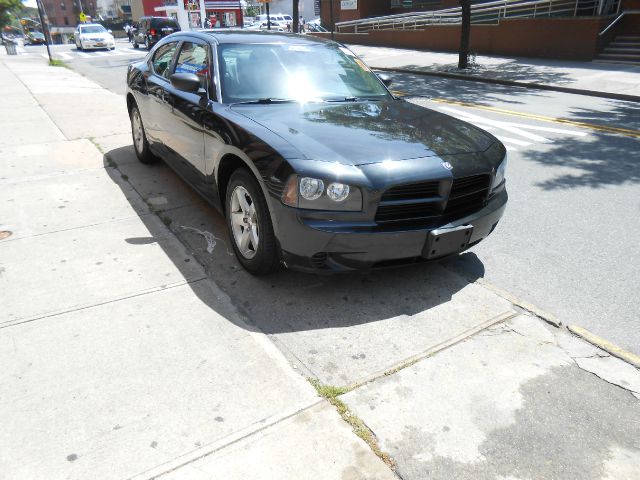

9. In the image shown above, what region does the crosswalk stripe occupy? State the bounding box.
[58,52,72,60]
[493,135,532,147]
[93,51,110,56]
[76,51,91,58]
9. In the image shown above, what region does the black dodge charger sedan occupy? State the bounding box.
[126,31,507,275]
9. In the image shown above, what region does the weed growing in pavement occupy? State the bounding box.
[160,214,172,228]
[48,59,68,68]
[308,378,396,469]
[120,174,128,181]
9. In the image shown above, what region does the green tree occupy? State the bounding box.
[0,0,23,30]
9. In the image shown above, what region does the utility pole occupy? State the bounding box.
[35,0,53,62]
[458,0,471,69]
[266,1,270,30]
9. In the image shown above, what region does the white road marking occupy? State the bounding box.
[76,51,91,58]
[435,104,588,152]
[57,52,72,60]
[493,135,532,147]
[92,51,111,56]
[438,106,551,142]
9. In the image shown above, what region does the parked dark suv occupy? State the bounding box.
[133,16,181,50]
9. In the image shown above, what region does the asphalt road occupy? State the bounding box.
[26,40,640,354]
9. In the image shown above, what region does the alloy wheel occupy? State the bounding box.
[131,108,144,154]
[230,186,259,259]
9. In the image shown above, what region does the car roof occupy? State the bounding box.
[178,30,332,46]
[79,23,104,27]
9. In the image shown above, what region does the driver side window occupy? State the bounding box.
[152,42,178,80]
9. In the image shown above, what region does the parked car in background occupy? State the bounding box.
[24,31,46,45]
[74,24,115,50]
[133,17,181,50]
[259,21,286,32]
[126,32,507,275]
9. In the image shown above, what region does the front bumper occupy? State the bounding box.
[82,40,115,49]
[276,189,507,273]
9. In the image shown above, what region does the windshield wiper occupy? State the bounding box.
[325,96,385,103]
[232,98,296,105]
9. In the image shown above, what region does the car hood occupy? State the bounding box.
[230,99,495,166]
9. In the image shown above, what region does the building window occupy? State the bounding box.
[60,1,65,9]
[64,16,69,25]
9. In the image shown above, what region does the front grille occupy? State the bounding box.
[375,202,440,224]
[374,174,490,227]
[375,180,441,225]
[444,174,490,219]
[380,181,439,202]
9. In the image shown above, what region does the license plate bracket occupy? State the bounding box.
[424,225,474,259]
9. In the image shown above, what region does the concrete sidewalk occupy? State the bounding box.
[348,44,640,100]
[1,53,639,480]
[0,57,393,480]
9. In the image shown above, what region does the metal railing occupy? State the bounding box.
[599,9,640,35]
[336,0,621,33]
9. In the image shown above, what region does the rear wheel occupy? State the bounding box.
[130,105,157,164]
[226,169,280,275]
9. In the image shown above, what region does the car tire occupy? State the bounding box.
[226,169,280,275]
[77,42,83,51]
[130,105,158,164]
[133,39,139,49]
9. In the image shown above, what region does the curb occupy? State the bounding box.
[373,66,640,104]
[568,325,640,369]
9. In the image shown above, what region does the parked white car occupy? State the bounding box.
[75,24,115,51]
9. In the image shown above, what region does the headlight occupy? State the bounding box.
[299,177,324,200]
[327,182,350,202]
[491,154,508,192]
[282,175,362,211]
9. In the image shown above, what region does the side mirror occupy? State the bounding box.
[170,72,201,93]
[377,73,393,87]
[107,29,113,34]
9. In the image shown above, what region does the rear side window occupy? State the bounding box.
[152,18,181,30]
[152,41,178,79]
[174,42,210,88]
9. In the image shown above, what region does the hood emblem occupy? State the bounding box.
[441,161,453,171]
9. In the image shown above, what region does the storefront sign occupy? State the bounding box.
[341,0,357,10]
[184,0,199,11]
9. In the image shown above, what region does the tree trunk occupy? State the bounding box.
[458,0,471,69]
[293,0,299,33]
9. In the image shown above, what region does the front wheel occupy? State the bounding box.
[226,169,280,275]
[130,105,158,164]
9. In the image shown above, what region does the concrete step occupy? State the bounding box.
[604,47,640,54]
[609,42,640,48]
[592,59,640,66]
[597,53,640,60]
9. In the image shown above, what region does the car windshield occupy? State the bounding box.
[80,26,106,34]
[217,42,390,104]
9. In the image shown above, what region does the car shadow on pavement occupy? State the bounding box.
[102,145,485,336]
